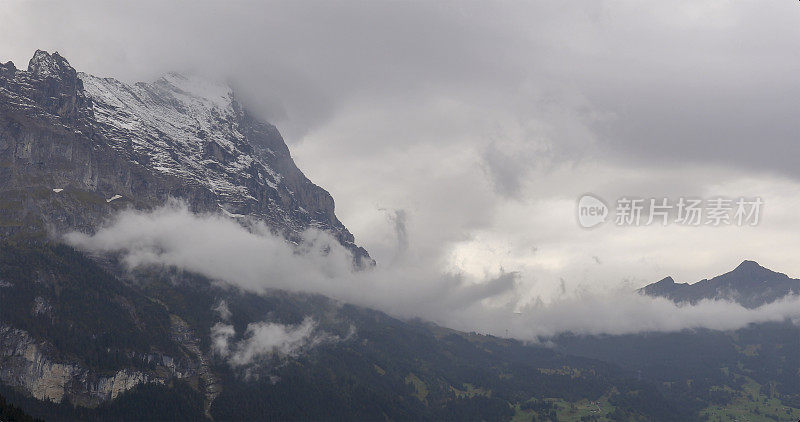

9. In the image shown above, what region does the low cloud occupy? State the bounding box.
[66,204,800,340]
[64,203,516,320]
[460,290,800,340]
[211,317,328,367]
[210,323,236,359]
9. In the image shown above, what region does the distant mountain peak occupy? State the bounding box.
[721,260,785,285]
[640,260,798,308]
[732,260,767,273]
[654,276,676,285]
[639,276,686,298]
[737,259,760,267]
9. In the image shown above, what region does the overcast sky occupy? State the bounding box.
[3,0,800,298]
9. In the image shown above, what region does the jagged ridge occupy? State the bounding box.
[0,50,369,262]
[639,260,800,308]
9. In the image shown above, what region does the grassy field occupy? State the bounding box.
[512,396,615,422]
[701,378,800,422]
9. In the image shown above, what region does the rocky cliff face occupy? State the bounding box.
[0,324,193,407]
[0,50,370,411]
[0,50,369,262]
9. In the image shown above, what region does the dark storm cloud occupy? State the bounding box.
[4,1,798,181]
[573,3,800,179]
[1,1,536,140]
[4,1,800,329]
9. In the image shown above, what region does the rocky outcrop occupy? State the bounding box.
[0,50,369,263]
[170,314,220,418]
[0,324,192,407]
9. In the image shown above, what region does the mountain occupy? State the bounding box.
[1,50,798,421]
[553,265,800,420]
[0,50,369,263]
[639,260,800,308]
[553,319,800,421]
[1,240,712,422]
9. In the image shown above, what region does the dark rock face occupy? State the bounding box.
[639,261,800,308]
[0,50,369,263]
[0,50,373,411]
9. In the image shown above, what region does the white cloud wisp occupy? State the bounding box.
[65,204,800,341]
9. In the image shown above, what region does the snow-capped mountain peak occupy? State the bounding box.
[0,50,369,262]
